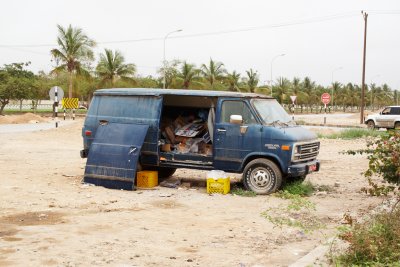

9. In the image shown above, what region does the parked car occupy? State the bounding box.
[81,88,320,194]
[365,106,400,129]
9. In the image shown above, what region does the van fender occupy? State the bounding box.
[240,152,285,173]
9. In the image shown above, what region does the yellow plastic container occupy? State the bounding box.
[207,177,230,194]
[137,171,158,188]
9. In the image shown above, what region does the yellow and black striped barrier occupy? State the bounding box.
[62,98,79,109]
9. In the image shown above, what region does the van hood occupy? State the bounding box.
[268,126,318,142]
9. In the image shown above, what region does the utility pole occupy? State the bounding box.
[360,11,368,124]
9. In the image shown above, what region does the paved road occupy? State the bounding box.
[0,120,76,134]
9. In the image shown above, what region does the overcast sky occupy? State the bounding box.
[1,0,400,88]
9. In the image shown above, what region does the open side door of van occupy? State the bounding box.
[84,123,149,190]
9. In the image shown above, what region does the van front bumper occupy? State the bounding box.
[287,160,320,177]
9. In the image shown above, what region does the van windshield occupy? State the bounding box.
[252,99,294,126]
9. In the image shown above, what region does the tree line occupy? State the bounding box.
[0,24,398,115]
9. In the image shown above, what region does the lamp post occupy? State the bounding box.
[331,67,343,109]
[270,53,285,97]
[163,29,183,89]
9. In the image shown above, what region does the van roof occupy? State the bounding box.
[94,88,273,99]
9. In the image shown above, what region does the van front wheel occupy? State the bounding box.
[243,159,282,195]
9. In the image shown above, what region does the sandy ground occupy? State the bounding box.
[0,115,384,266]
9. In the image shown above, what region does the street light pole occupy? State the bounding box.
[331,67,343,110]
[163,29,183,89]
[270,53,285,97]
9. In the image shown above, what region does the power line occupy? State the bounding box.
[0,10,398,51]
[0,11,362,48]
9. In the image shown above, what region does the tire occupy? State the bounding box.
[367,120,375,129]
[157,167,177,179]
[395,122,400,130]
[242,159,282,195]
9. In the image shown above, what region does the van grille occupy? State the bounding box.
[292,141,320,163]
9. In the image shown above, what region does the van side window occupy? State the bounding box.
[221,100,257,124]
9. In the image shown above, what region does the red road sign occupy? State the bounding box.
[321,93,331,105]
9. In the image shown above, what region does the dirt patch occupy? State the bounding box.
[150,199,183,209]
[0,211,65,226]
[42,259,58,266]
[2,236,23,242]
[0,113,49,124]
[0,248,16,267]
[0,117,384,266]
[149,199,184,209]
[0,226,19,237]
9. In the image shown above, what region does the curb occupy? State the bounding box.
[288,238,334,267]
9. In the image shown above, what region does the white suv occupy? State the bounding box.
[365,106,400,129]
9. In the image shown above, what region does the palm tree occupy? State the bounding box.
[158,59,180,89]
[96,49,136,86]
[201,58,225,88]
[302,77,316,112]
[274,77,291,104]
[225,71,241,91]
[344,83,359,112]
[51,24,95,98]
[178,62,200,89]
[381,84,393,105]
[331,82,342,110]
[246,69,259,93]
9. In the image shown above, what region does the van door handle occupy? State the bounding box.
[217,128,226,133]
[128,147,137,155]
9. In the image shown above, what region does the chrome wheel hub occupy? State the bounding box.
[250,167,272,189]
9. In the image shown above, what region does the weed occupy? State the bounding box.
[319,128,386,139]
[262,191,324,233]
[315,184,336,193]
[230,186,257,197]
[281,180,315,196]
[335,207,400,266]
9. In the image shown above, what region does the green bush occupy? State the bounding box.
[336,206,400,266]
[337,130,400,265]
[281,180,315,196]
[346,130,400,184]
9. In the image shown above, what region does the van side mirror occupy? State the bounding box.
[230,115,243,124]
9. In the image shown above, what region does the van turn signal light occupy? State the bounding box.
[281,145,290,151]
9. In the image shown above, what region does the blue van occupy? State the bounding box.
[81,88,320,194]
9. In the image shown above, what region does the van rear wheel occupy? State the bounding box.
[243,159,282,195]
[157,167,177,179]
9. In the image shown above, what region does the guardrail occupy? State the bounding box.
[4,104,54,110]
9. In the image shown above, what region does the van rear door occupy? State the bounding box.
[84,123,149,190]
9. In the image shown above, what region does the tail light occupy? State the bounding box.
[85,130,92,136]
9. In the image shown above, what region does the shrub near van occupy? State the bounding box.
[81,88,320,195]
